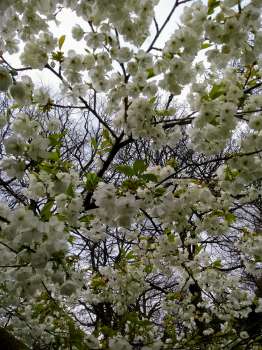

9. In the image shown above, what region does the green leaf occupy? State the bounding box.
[144,264,153,273]
[52,51,64,62]
[68,235,75,244]
[201,42,212,49]
[166,158,177,169]
[133,159,147,175]
[212,259,222,268]
[125,251,135,260]
[141,173,158,182]
[154,187,166,197]
[48,133,65,147]
[67,319,86,349]
[102,128,112,145]
[115,164,134,177]
[208,0,220,15]
[122,179,142,191]
[91,275,107,289]
[66,183,74,197]
[38,162,54,174]
[9,103,20,110]
[195,244,203,254]
[40,199,54,221]
[167,292,181,301]
[91,137,98,149]
[58,35,66,50]
[85,172,100,191]
[149,96,157,104]
[47,151,60,161]
[146,68,155,79]
[97,145,112,155]
[79,214,94,223]
[225,212,236,224]
[209,83,225,100]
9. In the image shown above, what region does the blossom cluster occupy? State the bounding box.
[0,0,261,349]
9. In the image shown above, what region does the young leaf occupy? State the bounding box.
[66,183,75,197]
[47,151,60,161]
[115,164,134,177]
[40,199,54,221]
[141,173,158,182]
[209,83,225,100]
[225,212,236,224]
[201,42,212,49]
[146,68,155,79]
[85,172,100,191]
[133,159,147,175]
[58,35,66,49]
[213,259,222,268]
[208,0,220,15]
[52,51,64,62]
[91,137,98,149]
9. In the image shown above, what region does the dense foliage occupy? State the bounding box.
[0,0,262,349]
